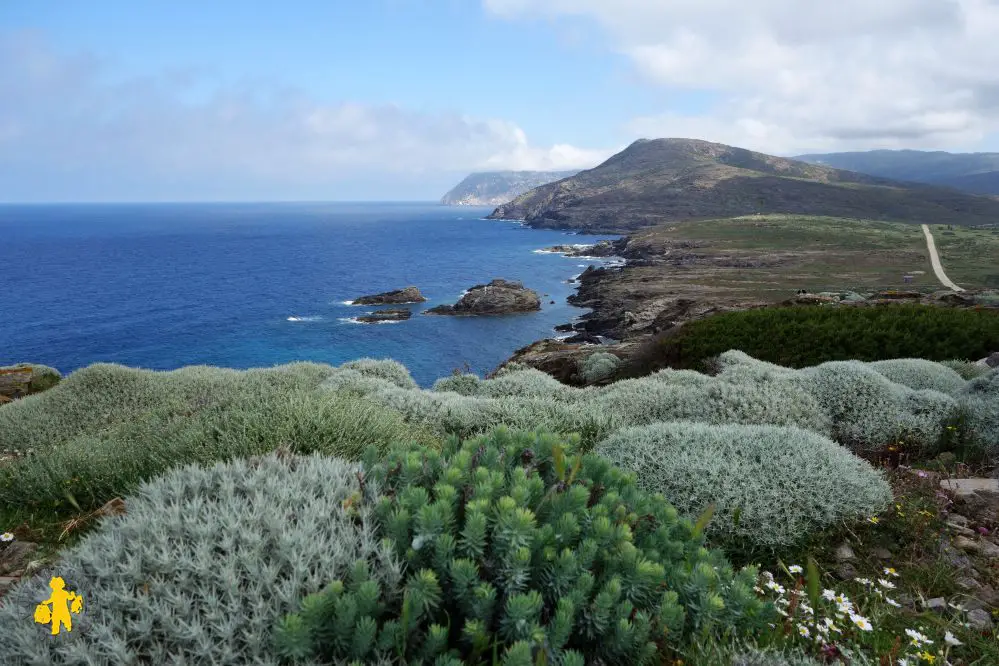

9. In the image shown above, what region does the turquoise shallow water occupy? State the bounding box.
[0,202,618,386]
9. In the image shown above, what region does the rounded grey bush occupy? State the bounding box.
[578,351,621,383]
[868,359,967,396]
[596,421,892,548]
[960,369,999,461]
[430,373,482,395]
[0,454,400,665]
[339,358,417,389]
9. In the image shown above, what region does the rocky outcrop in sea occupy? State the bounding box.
[352,286,426,305]
[424,279,541,316]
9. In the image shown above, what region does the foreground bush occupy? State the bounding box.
[867,358,967,395]
[275,429,772,664]
[596,422,892,549]
[960,368,999,460]
[0,363,427,512]
[640,304,999,372]
[0,454,400,665]
[797,361,958,454]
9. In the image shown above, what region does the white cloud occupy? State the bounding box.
[485,0,999,153]
[0,32,607,201]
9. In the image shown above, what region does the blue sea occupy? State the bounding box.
[0,203,618,386]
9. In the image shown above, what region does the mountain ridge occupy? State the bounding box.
[796,149,999,195]
[440,170,579,206]
[488,138,999,233]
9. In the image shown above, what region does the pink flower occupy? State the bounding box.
[916,471,928,478]
[977,526,989,536]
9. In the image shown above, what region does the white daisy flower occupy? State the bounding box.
[0,532,13,543]
[850,613,873,631]
[886,597,902,608]
[944,631,963,646]
[765,580,786,594]
[798,624,810,638]
[822,589,836,601]
[854,577,873,586]
[884,567,899,578]
[878,578,896,590]
[789,564,803,574]
[905,628,932,646]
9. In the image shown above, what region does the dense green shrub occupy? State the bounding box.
[643,305,999,372]
[959,369,999,461]
[0,363,426,512]
[867,359,967,395]
[798,361,958,454]
[275,429,772,664]
[579,352,621,384]
[0,454,400,665]
[596,422,892,548]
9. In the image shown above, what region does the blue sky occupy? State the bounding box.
[2,0,998,201]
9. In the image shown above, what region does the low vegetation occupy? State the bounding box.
[645,305,999,371]
[1,352,997,664]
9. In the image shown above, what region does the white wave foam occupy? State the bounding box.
[287,316,323,322]
[340,300,356,306]
[338,317,404,325]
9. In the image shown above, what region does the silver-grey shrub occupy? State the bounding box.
[596,421,892,548]
[339,358,417,389]
[0,454,401,665]
[430,373,482,395]
[579,351,621,383]
[0,363,422,511]
[868,359,967,396]
[960,369,999,461]
[798,361,958,454]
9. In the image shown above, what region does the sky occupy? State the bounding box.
[3,0,999,202]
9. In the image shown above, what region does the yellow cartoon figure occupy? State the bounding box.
[34,576,83,635]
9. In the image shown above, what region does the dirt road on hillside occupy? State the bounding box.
[921,224,965,292]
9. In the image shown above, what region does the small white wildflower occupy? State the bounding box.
[776,607,789,617]
[789,564,803,574]
[886,597,902,608]
[753,586,764,594]
[850,613,873,631]
[0,532,13,543]
[944,631,963,646]
[798,624,810,638]
[765,580,786,594]
[905,628,932,646]
[898,659,909,666]
[855,577,873,586]
[878,578,896,590]
[822,589,836,601]
[884,567,900,578]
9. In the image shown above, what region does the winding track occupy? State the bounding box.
[920,224,965,292]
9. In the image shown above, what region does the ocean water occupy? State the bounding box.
[0,202,618,386]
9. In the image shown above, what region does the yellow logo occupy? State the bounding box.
[34,576,83,635]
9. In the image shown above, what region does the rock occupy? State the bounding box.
[424,279,541,316]
[948,522,977,537]
[0,364,61,401]
[873,290,922,300]
[355,308,412,323]
[941,478,999,497]
[895,593,916,611]
[987,352,999,369]
[564,332,603,345]
[967,608,994,631]
[956,577,984,592]
[925,597,948,612]
[834,563,857,581]
[554,323,576,332]
[952,536,999,556]
[351,286,426,305]
[982,540,999,557]
[834,542,856,562]
[949,513,971,527]
[0,541,38,576]
[954,536,980,552]
[0,576,18,597]
[940,542,974,569]
[872,547,893,560]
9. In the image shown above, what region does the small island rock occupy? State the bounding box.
[352,286,426,305]
[424,279,541,316]
[356,308,412,323]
